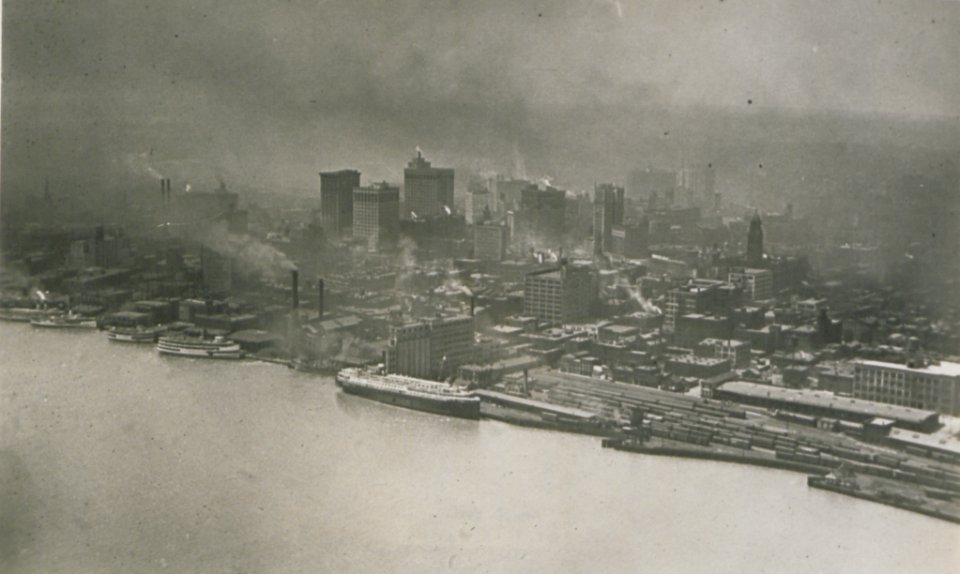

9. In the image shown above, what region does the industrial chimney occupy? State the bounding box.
[291,269,299,310]
[317,278,325,319]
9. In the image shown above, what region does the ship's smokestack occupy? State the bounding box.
[317,278,325,319]
[291,269,299,310]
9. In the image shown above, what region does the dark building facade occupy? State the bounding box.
[747,211,764,265]
[593,183,625,256]
[403,149,454,220]
[518,185,566,247]
[320,169,361,239]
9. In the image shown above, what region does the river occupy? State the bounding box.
[0,323,956,573]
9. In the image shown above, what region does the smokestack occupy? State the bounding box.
[291,269,299,310]
[470,294,476,317]
[317,278,325,319]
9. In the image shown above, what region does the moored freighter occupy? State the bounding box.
[335,367,480,419]
[156,334,243,359]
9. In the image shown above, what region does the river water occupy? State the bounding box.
[0,322,956,573]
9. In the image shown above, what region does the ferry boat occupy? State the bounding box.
[335,367,480,419]
[106,326,166,344]
[156,334,244,359]
[0,307,59,323]
[30,312,98,329]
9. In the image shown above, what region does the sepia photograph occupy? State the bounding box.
[1,1,958,572]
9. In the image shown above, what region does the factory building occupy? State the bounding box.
[853,359,960,416]
[523,263,597,326]
[386,314,475,380]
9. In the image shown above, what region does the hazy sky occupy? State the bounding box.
[3,0,959,191]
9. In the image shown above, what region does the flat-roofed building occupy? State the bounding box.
[523,263,597,326]
[664,278,741,332]
[319,169,361,238]
[385,314,475,380]
[853,359,960,416]
[696,338,751,369]
[474,225,508,261]
[353,182,399,251]
[728,267,773,301]
[716,380,940,432]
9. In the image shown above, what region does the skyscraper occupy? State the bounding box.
[593,183,624,256]
[518,184,566,246]
[320,169,361,239]
[353,182,399,251]
[746,211,764,265]
[403,148,454,220]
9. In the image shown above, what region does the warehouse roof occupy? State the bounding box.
[718,381,938,426]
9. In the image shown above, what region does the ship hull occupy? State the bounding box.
[107,330,162,343]
[30,319,97,329]
[339,377,480,420]
[157,345,243,359]
[156,337,244,359]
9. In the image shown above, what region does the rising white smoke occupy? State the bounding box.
[197,223,296,277]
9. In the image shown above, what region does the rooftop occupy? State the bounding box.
[718,381,939,425]
[855,359,960,378]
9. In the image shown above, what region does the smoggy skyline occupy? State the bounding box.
[3,0,959,193]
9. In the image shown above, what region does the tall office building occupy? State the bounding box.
[523,263,597,326]
[677,165,716,208]
[465,187,492,224]
[474,224,508,261]
[747,211,764,265]
[593,183,624,256]
[627,168,676,209]
[610,219,649,259]
[353,182,400,251]
[320,169,361,239]
[403,149,454,219]
[518,185,566,246]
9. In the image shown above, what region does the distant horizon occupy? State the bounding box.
[3,0,959,195]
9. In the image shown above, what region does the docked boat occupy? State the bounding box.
[156,334,244,359]
[30,312,98,329]
[335,367,480,419]
[0,307,59,323]
[106,326,166,344]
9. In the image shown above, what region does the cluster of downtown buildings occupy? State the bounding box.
[3,147,959,436]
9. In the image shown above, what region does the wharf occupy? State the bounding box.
[602,437,834,475]
[808,475,960,525]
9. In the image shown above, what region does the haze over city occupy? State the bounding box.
[2,2,960,573]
